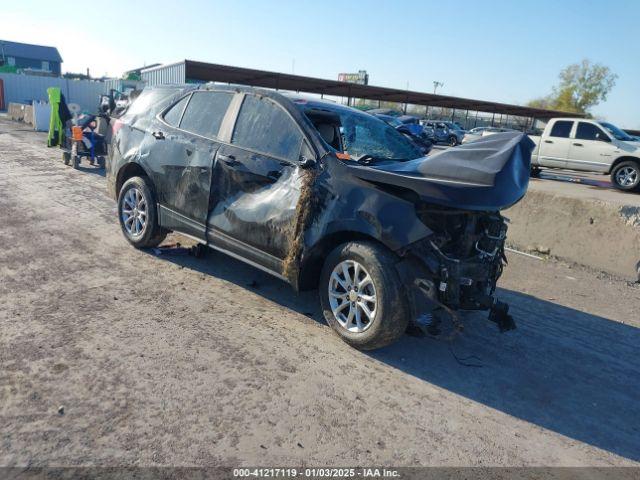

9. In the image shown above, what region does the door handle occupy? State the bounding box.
[152,131,165,140]
[544,140,553,144]
[573,143,583,147]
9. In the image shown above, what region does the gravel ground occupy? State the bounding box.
[1,117,639,467]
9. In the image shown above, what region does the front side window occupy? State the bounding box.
[179,91,233,139]
[575,122,609,141]
[232,95,303,161]
[549,120,573,138]
[327,108,422,162]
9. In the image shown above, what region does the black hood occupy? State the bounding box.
[346,132,534,211]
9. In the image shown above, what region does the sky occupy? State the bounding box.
[3,0,640,128]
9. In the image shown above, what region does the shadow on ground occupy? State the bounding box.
[151,247,640,462]
[75,164,106,177]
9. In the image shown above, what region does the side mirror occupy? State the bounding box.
[299,156,316,169]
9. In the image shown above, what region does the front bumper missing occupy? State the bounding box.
[397,239,516,334]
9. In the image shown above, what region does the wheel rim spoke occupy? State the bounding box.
[341,263,352,285]
[329,290,348,300]
[358,301,375,321]
[331,273,348,291]
[358,274,373,290]
[359,294,375,303]
[354,306,363,330]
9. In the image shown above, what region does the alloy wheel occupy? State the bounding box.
[616,166,638,187]
[328,260,377,333]
[121,187,147,237]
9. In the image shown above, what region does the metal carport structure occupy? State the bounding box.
[141,60,584,125]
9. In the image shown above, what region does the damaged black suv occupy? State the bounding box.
[107,84,534,350]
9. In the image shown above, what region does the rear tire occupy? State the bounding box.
[319,241,409,350]
[117,176,166,248]
[72,155,80,169]
[611,161,640,191]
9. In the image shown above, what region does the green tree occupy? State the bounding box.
[527,59,617,114]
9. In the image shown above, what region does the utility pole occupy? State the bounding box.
[433,81,444,94]
[404,81,409,114]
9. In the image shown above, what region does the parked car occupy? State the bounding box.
[373,113,433,154]
[529,118,640,191]
[107,85,533,349]
[422,120,466,146]
[462,127,516,144]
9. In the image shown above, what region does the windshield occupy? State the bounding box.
[600,122,635,141]
[382,117,403,128]
[306,107,422,162]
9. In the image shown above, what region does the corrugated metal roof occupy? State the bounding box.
[141,61,186,86]
[141,60,585,119]
[0,40,63,62]
[157,60,582,119]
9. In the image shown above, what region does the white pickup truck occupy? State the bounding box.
[530,118,640,191]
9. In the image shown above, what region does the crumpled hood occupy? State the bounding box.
[347,132,534,211]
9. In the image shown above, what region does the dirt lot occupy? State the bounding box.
[1,117,640,467]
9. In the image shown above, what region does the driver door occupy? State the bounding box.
[207,93,309,274]
[568,122,616,172]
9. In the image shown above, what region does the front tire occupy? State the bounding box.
[319,241,409,350]
[611,161,640,191]
[117,176,166,248]
[449,135,458,147]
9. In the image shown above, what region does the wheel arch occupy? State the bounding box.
[116,162,153,197]
[297,230,392,291]
[608,156,640,174]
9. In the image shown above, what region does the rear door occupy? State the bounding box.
[568,121,616,172]
[538,120,574,168]
[152,90,234,238]
[207,93,308,274]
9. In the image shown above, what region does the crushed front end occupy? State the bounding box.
[397,203,515,333]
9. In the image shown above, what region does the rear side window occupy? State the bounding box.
[163,95,190,127]
[575,122,608,141]
[179,91,233,139]
[126,89,174,117]
[126,88,183,130]
[232,95,303,161]
[549,121,573,138]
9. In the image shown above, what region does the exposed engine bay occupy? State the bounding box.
[398,205,515,333]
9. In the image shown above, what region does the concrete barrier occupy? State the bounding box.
[8,102,34,125]
[505,188,640,281]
